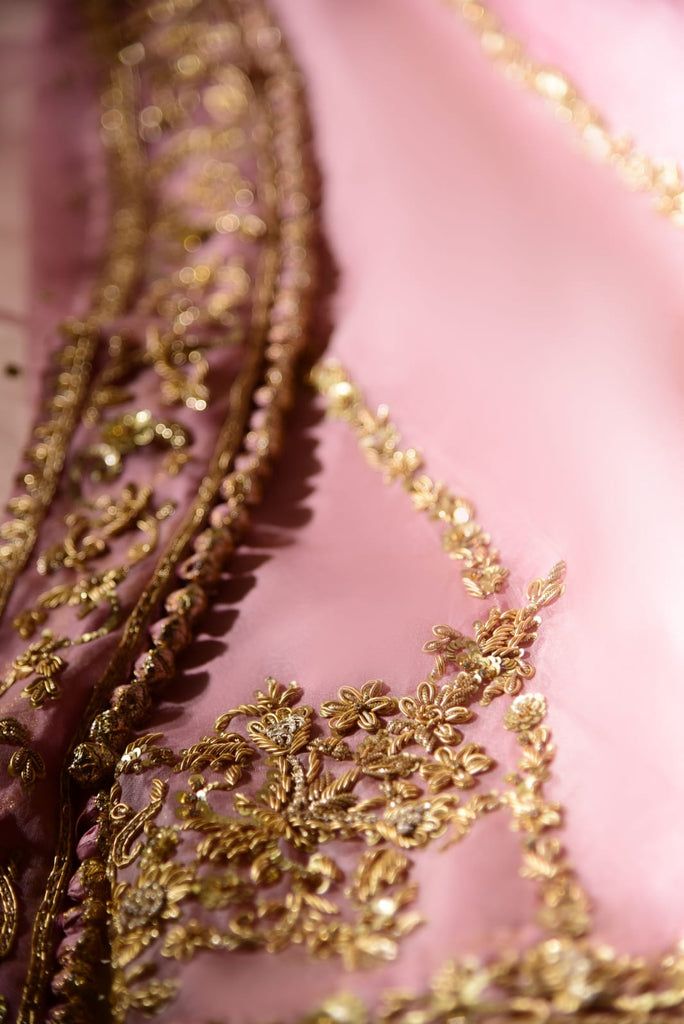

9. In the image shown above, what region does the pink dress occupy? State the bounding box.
[0,1,682,1021]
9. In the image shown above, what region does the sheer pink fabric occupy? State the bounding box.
[2,0,684,1019]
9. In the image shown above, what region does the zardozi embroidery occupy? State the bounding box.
[101,566,564,1018]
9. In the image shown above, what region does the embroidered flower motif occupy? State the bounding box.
[422,624,500,686]
[378,794,459,848]
[504,693,547,733]
[354,733,419,779]
[419,743,493,792]
[247,705,312,754]
[321,681,397,735]
[398,680,472,750]
[6,632,68,708]
[115,855,195,968]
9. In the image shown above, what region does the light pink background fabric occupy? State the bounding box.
[2,1,684,1019]
[115,1,684,1018]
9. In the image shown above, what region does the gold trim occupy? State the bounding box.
[0,862,18,960]
[311,361,508,598]
[0,57,146,621]
[449,1,684,226]
[17,0,320,1016]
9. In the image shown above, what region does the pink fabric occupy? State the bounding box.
[126,0,684,1017]
[2,0,684,1019]
[0,3,257,1011]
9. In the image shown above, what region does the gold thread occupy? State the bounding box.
[310,360,509,598]
[0,57,147,621]
[0,863,19,960]
[449,0,684,225]
[17,0,320,1016]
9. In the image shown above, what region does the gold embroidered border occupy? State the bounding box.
[449,1,684,226]
[310,361,508,599]
[0,55,146,620]
[18,233,278,1024]
[17,2,320,1019]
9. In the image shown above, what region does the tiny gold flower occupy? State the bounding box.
[321,681,397,735]
[114,858,196,968]
[504,693,547,733]
[420,743,493,792]
[398,680,472,750]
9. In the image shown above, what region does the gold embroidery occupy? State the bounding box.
[22,0,321,1016]
[146,327,210,412]
[297,695,682,1024]
[106,679,487,1012]
[0,718,45,789]
[0,39,147,619]
[103,565,562,1016]
[302,937,684,1024]
[36,485,175,576]
[0,862,18,959]
[17,2,684,1023]
[2,632,69,709]
[450,1,684,227]
[74,410,191,483]
[310,361,508,598]
[1,488,176,710]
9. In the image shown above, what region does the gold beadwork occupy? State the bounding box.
[310,360,509,598]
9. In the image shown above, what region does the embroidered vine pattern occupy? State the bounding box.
[310,360,508,599]
[99,564,565,1016]
[0,487,175,710]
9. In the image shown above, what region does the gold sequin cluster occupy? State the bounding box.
[310,360,508,599]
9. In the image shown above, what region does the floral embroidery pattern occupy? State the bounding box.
[105,664,509,1011]
[0,488,176,712]
[103,564,565,1018]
